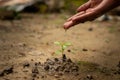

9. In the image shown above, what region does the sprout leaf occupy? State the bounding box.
[54,41,61,45]
[55,50,62,54]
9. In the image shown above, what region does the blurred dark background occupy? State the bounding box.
[0,0,120,20]
[0,0,89,20]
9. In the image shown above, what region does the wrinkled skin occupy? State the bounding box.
[64,0,120,29]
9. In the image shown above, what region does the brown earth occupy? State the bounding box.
[0,13,120,80]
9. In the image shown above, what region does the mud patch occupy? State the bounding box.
[43,54,79,76]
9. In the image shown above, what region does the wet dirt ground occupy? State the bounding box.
[0,13,120,80]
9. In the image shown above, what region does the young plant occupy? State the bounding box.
[54,41,71,55]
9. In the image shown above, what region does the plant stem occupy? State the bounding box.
[61,45,64,55]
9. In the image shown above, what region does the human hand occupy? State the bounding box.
[64,0,119,29]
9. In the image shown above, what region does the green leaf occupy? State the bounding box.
[62,45,67,50]
[64,42,71,46]
[54,41,61,45]
[55,50,62,54]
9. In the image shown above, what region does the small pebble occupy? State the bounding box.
[3,66,13,74]
[0,71,4,77]
[23,62,30,68]
[67,58,72,63]
[82,48,88,51]
[54,58,59,62]
[32,73,37,78]
[32,67,39,74]
[87,75,93,80]
[41,75,45,78]
[54,74,60,78]
[67,49,71,52]
[44,65,50,71]
[88,27,93,31]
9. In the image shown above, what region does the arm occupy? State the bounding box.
[64,0,120,29]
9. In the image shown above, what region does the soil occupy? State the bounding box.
[0,13,120,80]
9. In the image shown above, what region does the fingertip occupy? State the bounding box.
[76,7,82,12]
[76,8,80,12]
[63,23,70,30]
[63,21,74,29]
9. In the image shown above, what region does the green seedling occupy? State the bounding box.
[54,41,71,55]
